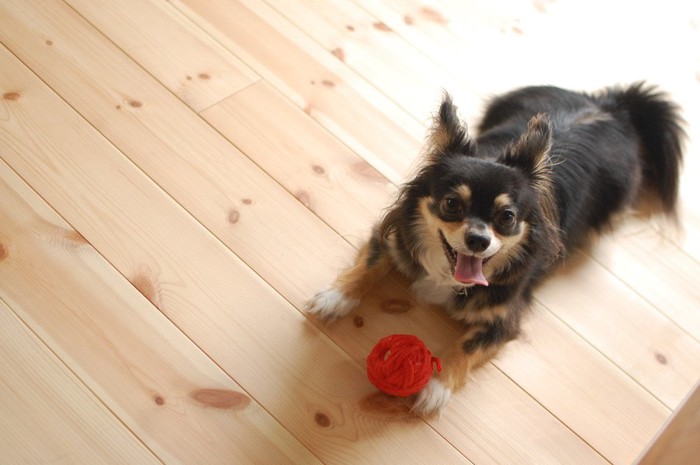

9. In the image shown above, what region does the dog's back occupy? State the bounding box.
[476,83,685,252]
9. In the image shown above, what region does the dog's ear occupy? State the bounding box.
[502,113,553,189]
[502,114,562,259]
[425,93,472,162]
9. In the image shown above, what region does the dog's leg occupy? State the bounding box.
[413,315,517,415]
[305,234,393,321]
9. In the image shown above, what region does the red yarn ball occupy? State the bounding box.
[366,334,442,397]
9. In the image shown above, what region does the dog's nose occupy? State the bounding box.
[466,233,490,253]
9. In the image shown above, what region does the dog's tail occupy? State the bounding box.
[597,82,686,218]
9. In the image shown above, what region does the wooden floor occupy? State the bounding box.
[1,0,699,463]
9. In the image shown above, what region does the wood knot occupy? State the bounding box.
[45,39,54,46]
[381,299,411,314]
[190,389,250,410]
[359,392,415,418]
[295,191,312,208]
[372,21,392,32]
[654,352,668,365]
[352,161,386,183]
[321,79,335,88]
[420,6,448,24]
[242,198,253,205]
[128,100,143,108]
[198,73,211,80]
[331,47,346,62]
[154,395,166,406]
[0,243,7,261]
[314,411,332,427]
[131,273,160,308]
[63,229,88,245]
[312,164,326,175]
[353,315,364,328]
[3,92,20,101]
[228,209,240,224]
[533,0,547,13]
[346,25,355,32]
[403,15,415,25]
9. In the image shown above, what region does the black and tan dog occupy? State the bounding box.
[306,83,685,415]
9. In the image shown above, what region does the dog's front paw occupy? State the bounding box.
[412,378,452,417]
[304,286,359,321]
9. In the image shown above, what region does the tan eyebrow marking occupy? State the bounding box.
[455,185,472,201]
[494,193,513,209]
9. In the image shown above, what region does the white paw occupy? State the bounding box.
[304,286,359,321]
[412,378,452,416]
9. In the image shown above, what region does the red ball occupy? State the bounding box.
[366,334,442,397]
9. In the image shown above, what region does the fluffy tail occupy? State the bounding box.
[597,82,686,218]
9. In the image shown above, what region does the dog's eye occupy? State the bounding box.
[496,209,516,229]
[441,196,463,217]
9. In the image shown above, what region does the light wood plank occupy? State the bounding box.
[0,0,349,309]
[171,0,425,183]
[536,251,700,409]
[0,3,614,463]
[349,0,539,110]
[318,274,611,464]
[637,380,700,465]
[0,156,320,464]
[1,0,698,463]
[592,219,700,341]
[375,0,699,92]
[0,299,162,465]
[0,34,602,465]
[0,36,473,465]
[201,80,395,244]
[498,304,668,464]
[263,0,482,123]
[65,0,259,112]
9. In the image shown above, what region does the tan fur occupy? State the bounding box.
[509,115,563,264]
[484,222,529,280]
[493,193,512,209]
[335,241,393,301]
[437,322,507,392]
[456,185,472,202]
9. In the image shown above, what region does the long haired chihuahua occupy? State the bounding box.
[306,83,685,415]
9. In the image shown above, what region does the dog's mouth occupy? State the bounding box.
[439,230,491,287]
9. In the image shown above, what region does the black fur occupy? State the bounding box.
[307,82,685,413]
[380,82,685,343]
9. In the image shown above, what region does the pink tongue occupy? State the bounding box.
[454,253,488,286]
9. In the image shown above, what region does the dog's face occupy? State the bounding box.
[381,95,559,289]
[417,157,533,287]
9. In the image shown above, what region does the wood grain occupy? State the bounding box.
[0,155,320,464]
[0,299,161,465]
[264,0,482,122]
[498,304,668,464]
[0,0,349,308]
[1,0,699,463]
[0,33,472,465]
[201,80,394,244]
[536,251,700,409]
[65,0,259,112]
[172,0,426,183]
[637,380,700,464]
[591,219,700,340]
[200,78,666,463]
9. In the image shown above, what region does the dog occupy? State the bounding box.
[306,82,685,415]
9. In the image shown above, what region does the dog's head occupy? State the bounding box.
[381,95,561,288]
